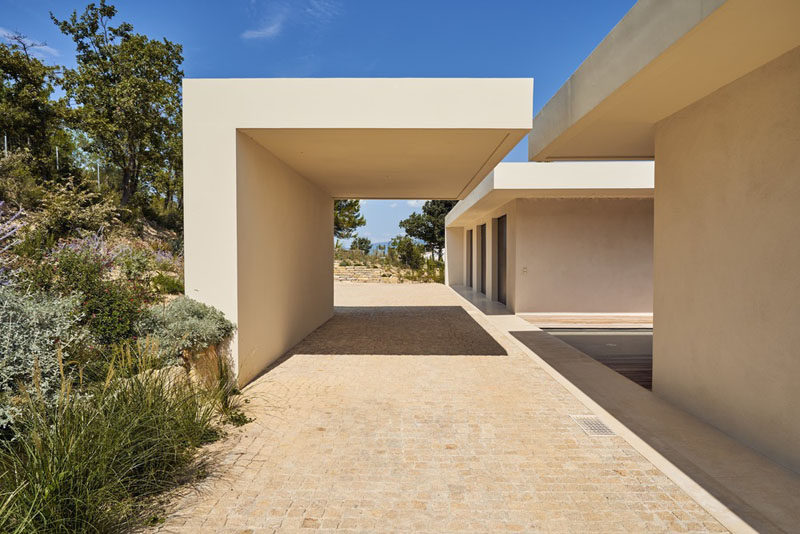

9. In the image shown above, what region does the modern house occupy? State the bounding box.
[444,161,654,314]
[184,0,800,481]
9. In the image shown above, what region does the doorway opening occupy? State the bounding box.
[496,215,507,305]
[479,224,486,294]
[466,229,473,288]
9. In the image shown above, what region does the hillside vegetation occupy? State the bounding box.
[0,3,249,532]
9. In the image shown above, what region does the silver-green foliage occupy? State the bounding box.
[0,288,86,426]
[136,296,235,363]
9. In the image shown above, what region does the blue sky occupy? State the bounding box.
[2,0,635,244]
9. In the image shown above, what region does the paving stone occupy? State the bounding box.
[154,283,727,533]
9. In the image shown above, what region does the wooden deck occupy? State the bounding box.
[541,327,654,390]
[520,313,653,329]
[584,352,653,390]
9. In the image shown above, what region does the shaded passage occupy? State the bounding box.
[290,306,507,356]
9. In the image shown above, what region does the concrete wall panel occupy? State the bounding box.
[235,132,334,385]
[653,46,800,472]
[514,198,653,313]
[444,227,464,286]
[183,97,240,366]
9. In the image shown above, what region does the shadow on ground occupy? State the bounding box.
[289,306,507,356]
[448,285,513,315]
[543,328,653,389]
[511,329,799,534]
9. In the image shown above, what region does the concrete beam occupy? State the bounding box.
[529,0,800,160]
[446,161,653,228]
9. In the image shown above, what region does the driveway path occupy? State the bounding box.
[157,283,726,533]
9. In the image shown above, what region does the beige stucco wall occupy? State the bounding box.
[183,113,334,387]
[447,196,652,314]
[653,46,800,473]
[183,88,240,373]
[235,132,334,384]
[444,227,464,286]
[514,198,653,313]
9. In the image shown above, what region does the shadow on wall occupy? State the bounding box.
[287,306,507,356]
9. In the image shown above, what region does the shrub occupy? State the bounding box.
[11,225,56,262]
[350,235,372,256]
[424,258,445,284]
[0,202,24,287]
[145,206,183,233]
[0,343,219,533]
[0,150,43,210]
[19,235,150,346]
[0,288,86,428]
[117,246,153,284]
[391,235,424,270]
[152,272,184,294]
[168,234,183,256]
[24,238,112,295]
[85,282,145,345]
[153,249,182,273]
[16,178,117,258]
[137,297,235,363]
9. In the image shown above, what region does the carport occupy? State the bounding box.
[182,78,533,384]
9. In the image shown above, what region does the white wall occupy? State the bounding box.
[444,227,464,286]
[449,197,652,314]
[514,197,653,313]
[235,132,334,384]
[653,46,800,472]
[183,94,240,373]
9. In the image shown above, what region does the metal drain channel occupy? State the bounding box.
[570,415,615,436]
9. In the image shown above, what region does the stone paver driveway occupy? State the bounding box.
[156,283,726,533]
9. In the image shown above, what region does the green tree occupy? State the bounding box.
[350,235,372,255]
[390,235,423,270]
[0,150,40,208]
[151,123,183,215]
[399,200,456,260]
[334,199,365,239]
[52,0,183,206]
[0,34,71,183]
[165,128,183,210]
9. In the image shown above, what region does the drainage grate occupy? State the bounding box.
[570,415,615,436]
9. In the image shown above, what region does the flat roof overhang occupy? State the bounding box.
[183,78,533,199]
[445,161,654,227]
[528,0,800,161]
